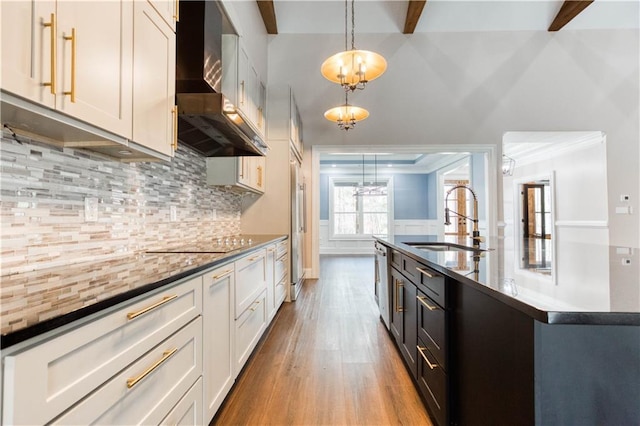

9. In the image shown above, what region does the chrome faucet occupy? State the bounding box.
[444,185,482,247]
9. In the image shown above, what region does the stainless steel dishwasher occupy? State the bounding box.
[374,241,390,329]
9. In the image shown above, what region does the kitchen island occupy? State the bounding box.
[377,235,640,426]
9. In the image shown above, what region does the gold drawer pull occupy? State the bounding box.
[126,348,177,388]
[249,300,261,311]
[63,28,76,102]
[248,255,262,262]
[127,295,177,320]
[395,279,404,313]
[42,13,56,94]
[417,296,438,311]
[417,346,439,370]
[416,267,436,278]
[173,0,179,21]
[212,269,233,280]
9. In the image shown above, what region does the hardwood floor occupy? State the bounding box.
[212,255,433,425]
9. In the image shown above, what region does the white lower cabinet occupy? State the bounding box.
[53,318,202,425]
[203,263,235,421]
[1,240,288,426]
[161,378,203,426]
[2,276,202,425]
[235,289,267,374]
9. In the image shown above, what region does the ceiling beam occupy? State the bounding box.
[403,0,427,34]
[257,0,278,35]
[548,0,594,32]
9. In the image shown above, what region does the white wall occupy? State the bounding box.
[268,29,640,248]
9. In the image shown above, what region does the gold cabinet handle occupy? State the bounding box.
[173,0,179,22]
[212,269,233,281]
[417,295,438,311]
[171,105,178,151]
[127,295,178,320]
[256,165,263,188]
[248,255,261,262]
[239,157,245,179]
[126,348,177,388]
[63,28,76,102]
[240,80,245,105]
[417,346,439,370]
[394,279,404,313]
[416,267,436,278]
[42,13,56,94]
[249,300,261,311]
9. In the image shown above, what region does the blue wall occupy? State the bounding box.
[319,172,437,220]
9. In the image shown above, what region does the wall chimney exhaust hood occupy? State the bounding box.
[175,1,266,157]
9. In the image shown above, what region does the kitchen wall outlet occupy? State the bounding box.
[211,209,217,220]
[84,197,98,222]
[621,258,631,265]
[170,205,177,222]
[616,247,632,255]
[620,194,630,202]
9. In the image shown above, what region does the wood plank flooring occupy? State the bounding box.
[212,255,433,425]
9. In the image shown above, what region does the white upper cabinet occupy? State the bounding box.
[267,85,303,159]
[133,0,176,157]
[206,156,265,195]
[221,34,266,140]
[1,0,176,161]
[53,1,133,139]
[147,0,178,32]
[1,1,56,108]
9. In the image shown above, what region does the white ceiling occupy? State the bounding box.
[273,1,640,35]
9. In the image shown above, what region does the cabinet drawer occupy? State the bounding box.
[235,249,267,318]
[235,290,267,372]
[417,339,448,426]
[54,317,202,425]
[276,240,288,258]
[417,290,447,370]
[161,378,203,426]
[390,249,402,270]
[406,257,446,308]
[2,276,202,426]
[275,274,287,307]
[275,251,288,283]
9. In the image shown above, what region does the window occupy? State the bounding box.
[330,179,389,238]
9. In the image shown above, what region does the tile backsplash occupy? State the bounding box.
[1,135,242,275]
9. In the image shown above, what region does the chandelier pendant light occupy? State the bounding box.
[354,154,388,196]
[321,0,387,92]
[324,92,369,131]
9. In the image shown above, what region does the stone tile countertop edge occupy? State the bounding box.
[1,234,287,349]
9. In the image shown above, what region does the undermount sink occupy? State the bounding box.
[405,242,489,252]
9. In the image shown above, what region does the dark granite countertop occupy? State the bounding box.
[377,235,640,326]
[0,234,286,348]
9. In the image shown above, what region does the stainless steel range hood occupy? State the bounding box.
[176,93,268,157]
[175,1,265,157]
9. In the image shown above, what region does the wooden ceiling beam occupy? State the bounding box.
[548,0,594,32]
[257,0,278,35]
[403,0,427,34]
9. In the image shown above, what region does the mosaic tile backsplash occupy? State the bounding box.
[0,135,242,275]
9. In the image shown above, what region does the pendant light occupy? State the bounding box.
[321,0,387,92]
[354,154,387,196]
[324,91,369,131]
